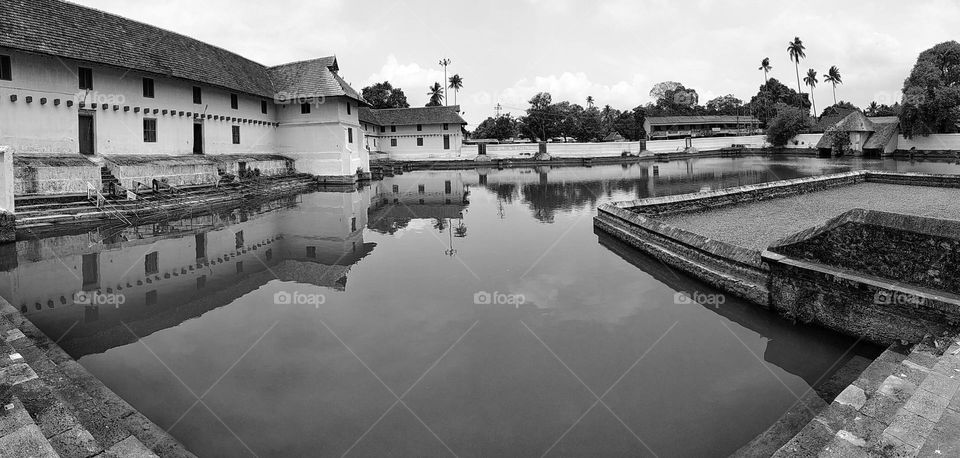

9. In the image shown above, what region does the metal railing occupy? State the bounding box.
[86,182,132,225]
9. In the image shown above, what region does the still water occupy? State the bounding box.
[4,156,958,457]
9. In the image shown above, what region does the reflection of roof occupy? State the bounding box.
[645,116,760,126]
[370,203,466,221]
[359,106,467,126]
[0,0,363,101]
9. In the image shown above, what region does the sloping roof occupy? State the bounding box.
[359,106,467,126]
[602,131,625,142]
[835,111,876,132]
[864,122,900,150]
[645,115,760,126]
[0,0,365,102]
[267,57,365,103]
[815,127,838,149]
[868,116,900,125]
[811,108,857,133]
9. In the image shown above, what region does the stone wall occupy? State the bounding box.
[595,171,960,345]
[104,156,219,190]
[0,209,13,243]
[13,154,101,196]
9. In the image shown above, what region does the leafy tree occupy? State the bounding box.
[426,82,444,107]
[650,82,700,114]
[787,37,807,103]
[705,94,743,115]
[448,74,463,105]
[612,106,646,140]
[804,68,819,116]
[823,66,842,106]
[766,104,810,147]
[746,78,810,126]
[472,114,519,140]
[899,41,960,138]
[361,81,410,109]
[867,101,900,117]
[820,101,859,118]
[519,92,557,141]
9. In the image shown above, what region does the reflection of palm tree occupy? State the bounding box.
[824,66,842,105]
[448,74,463,106]
[427,83,444,106]
[787,37,806,105]
[804,68,818,117]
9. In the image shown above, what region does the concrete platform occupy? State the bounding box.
[657,182,960,250]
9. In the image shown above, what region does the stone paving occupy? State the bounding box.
[774,338,960,457]
[0,297,193,457]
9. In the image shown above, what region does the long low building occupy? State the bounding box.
[0,0,369,187]
[360,106,467,159]
[643,115,762,139]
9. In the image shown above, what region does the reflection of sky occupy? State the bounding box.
[36,156,935,457]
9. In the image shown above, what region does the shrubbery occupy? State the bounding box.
[765,104,810,147]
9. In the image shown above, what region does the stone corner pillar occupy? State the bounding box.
[0,146,14,243]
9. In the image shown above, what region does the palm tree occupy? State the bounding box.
[586,96,595,108]
[759,57,772,84]
[787,37,806,104]
[448,74,463,105]
[804,68,818,117]
[823,66,842,106]
[427,82,443,106]
[868,101,879,116]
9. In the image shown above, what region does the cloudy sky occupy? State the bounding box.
[74,0,960,127]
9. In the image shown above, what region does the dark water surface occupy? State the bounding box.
[5,156,959,457]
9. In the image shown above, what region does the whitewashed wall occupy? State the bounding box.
[897,134,960,151]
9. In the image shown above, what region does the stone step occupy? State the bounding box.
[0,301,190,457]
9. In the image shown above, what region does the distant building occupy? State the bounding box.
[360,106,467,159]
[815,111,899,157]
[643,116,762,139]
[0,0,368,181]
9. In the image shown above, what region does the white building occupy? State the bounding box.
[0,0,369,186]
[360,106,467,160]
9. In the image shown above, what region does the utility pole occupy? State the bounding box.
[495,103,502,118]
[439,58,451,106]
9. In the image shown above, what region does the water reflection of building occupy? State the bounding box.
[366,172,470,235]
[0,189,373,357]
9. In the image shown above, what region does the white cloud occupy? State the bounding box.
[497,72,652,114]
[363,55,447,106]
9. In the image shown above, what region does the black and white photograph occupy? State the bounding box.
[1,0,960,456]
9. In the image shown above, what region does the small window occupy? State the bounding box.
[445,180,452,194]
[348,128,353,144]
[417,137,424,147]
[443,123,449,130]
[301,103,311,114]
[351,217,357,232]
[143,119,157,143]
[232,126,241,144]
[380,126,385,133]
[78,67,93,90]
[443,135,450,150]
[390,125,396,132]
[0,55,12,81]
[143,78,155,98]
[306,246,316,258]
[230,94,239,109]
[144,252,159,275]
[392,185,399,193]
[193,86,202,104]
[346,102,351,115]
[261,100,268,114]
[236,262,243,274]
[418,184,425,194]
[390,138,397,147]
[235,231,244,249]
[417,124,422,132]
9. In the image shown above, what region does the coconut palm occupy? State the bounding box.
[823,66,842,105]
[448,74,463,105]
[787,37,806,101]
[759,57,772,83]
[868,101,879,116]
[804,68,819,116]
[427,82,444,106]
[586,96,594,108]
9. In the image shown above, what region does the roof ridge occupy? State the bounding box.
[267,55,338,70]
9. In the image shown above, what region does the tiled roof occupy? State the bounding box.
[0,0,364,102]
[645,115,760,126]
[268,58,365,103]
[864,122,900,149]
[834,111,876,132]
[359,106,467,126]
